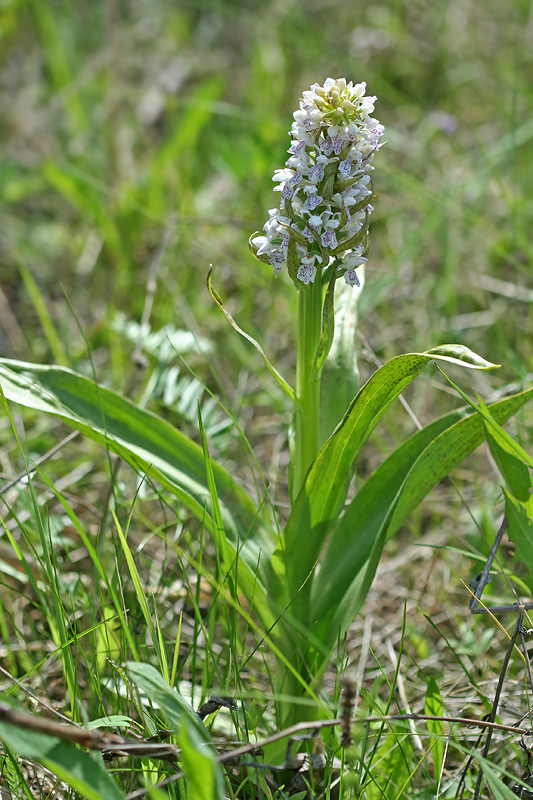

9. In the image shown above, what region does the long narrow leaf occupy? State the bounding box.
[504,489,533,593]
[113,511,163,668]
[281,346,498,604]
[424,678,444,784]
[309,387,533,659]
[439,368,533,468]
[484,418,533,504]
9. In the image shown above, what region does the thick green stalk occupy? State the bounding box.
[293,278,323,503]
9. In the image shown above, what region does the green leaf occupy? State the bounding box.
[438,369,533,468]
[0,720,125,800]
[127,662,210,742]
[364,723,413,800]
[281,347,500,608]
[179,719,225,800]
[309,386,533,660]
[127,662,226,800]
[425,343,500,369]
[17,259,68,366]
[113,512,162,668]
[207,269,297,404]
[481,758,523,799]
[197,403,235,588]
[504,489,533,592]
[0,359,275,621]
[86,716,133,730]
[424,678,444,783]
[481,402,533,505]
[311,262,337,381]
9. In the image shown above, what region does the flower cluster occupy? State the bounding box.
[250,78,384,287]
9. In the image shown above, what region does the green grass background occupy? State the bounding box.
[0,0,532,796]
[2,0,532,378]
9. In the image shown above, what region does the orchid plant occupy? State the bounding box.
[1,78,532,738]
[249,78,384,499]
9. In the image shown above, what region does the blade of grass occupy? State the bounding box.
[113,510,162,672]
[0,389,78,715]
[16,258,68,366]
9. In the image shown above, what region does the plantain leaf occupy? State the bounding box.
[0,358,275,620]
[280,347,500,609]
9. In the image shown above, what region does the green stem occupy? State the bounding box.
[292,278,323,502]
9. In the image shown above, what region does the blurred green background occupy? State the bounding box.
[1,0,532,418]
[0,4,532,783]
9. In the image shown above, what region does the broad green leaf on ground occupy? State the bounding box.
[0,359,275,618]
[0,719,125,800]
[309,386,533,657]
[504,489,533,593]
[281,346,499,604]
[127,662,226,800]
[86,716,133,730]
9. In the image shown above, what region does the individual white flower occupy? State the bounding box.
[297,253,323,285]
[307,162,326,184]
[302,186,323,211]
[338,159,352,179]
[304,207,334,231]
[321,229,338,249]
[343,255,367,286]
